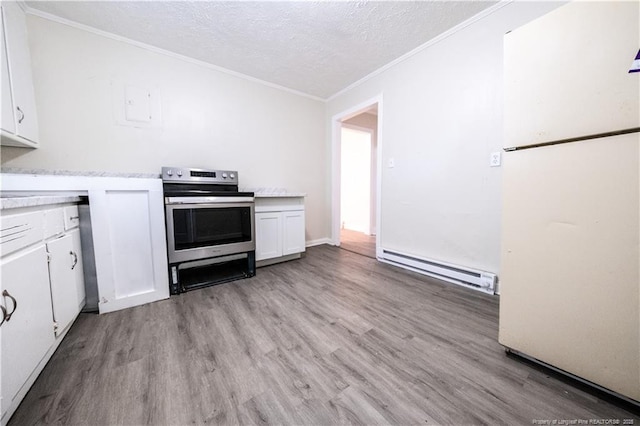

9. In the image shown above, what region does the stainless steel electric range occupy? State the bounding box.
[162,166,255,294]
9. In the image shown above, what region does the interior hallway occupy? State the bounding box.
[340,228,376,259]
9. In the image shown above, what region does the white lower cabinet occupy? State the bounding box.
[1,245,55,420]
[69,229,86,311]
[47,234,80,337]
[1,174,170,315]
[256,212,283,260]
[255,196,306,266]
[0,202,84,425]
[282,210,305,256]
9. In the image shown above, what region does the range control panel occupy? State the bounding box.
[161,167,238,184]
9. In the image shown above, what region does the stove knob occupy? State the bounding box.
[166,169,173,176]
[230,173,235,179]
[222,173,228,179]
[177,170,182,177]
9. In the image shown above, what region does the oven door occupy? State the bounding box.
[165,198,255,264]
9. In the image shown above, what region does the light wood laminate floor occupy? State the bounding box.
[10,245,639,425]
[340,228,376,259]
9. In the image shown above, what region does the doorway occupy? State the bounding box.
[331,98,381,259]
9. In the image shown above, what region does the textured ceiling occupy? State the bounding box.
[25,1,498,99]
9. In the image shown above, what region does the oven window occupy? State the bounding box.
[173,206,252,250]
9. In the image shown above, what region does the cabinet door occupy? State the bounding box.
[1,245,54,417]
[69,229,85,311]
[255,212,282,261]
[47,234,79,337]
[1,3,39,144]
[282,210,305,256]
[0,7,15,135]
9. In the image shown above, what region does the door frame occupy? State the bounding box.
[330,94,383,258]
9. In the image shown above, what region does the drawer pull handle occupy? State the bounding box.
[70,216,79,221]
[16,106,24,124]
[0,304,6,327]
[3,290,17,321]
[70,251,78,270]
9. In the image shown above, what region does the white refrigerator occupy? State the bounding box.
[499,0,640,403]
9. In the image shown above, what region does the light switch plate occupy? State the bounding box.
[490,151,501,167]
[388,158,395,168]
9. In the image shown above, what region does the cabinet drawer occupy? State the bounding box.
[43,208,64,240]
[63,205,80,230]
[0,211,44,256]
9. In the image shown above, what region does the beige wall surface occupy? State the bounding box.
[326,1,563,274]
[0,15,328,243]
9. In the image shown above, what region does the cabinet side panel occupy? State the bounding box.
[105,191,155,298]
[89,188,168,314]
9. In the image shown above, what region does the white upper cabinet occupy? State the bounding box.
[1,12,15,135]
[504,1,640,149]
[1,2,39,147]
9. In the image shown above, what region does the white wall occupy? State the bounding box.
[327,1,563,274]
[0,15,328,243]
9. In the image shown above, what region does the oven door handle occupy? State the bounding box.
[165,196,255,204]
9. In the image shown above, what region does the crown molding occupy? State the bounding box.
[24,1,515,104]
[24,7,326,103]
[326,0,513,102]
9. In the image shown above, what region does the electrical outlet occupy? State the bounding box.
[490,151,501,167]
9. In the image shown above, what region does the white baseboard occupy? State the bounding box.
[306,238,333,247]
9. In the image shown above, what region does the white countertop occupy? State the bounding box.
[245,188,306,197]
[0,195,83,210]
[1,167,160,179]
[1,171,306,199]
[254,193,306,198]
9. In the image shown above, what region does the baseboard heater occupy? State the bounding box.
[380,249,497,295]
